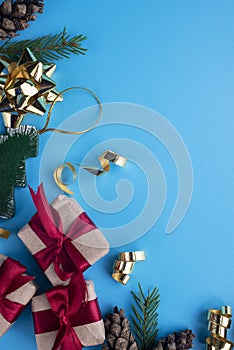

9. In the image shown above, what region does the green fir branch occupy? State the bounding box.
[131,283,160,350]
[0,27,87,62]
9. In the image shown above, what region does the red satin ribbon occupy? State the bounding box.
[33,278,102,350]
[0,257,33,323]
[28,184,95,288]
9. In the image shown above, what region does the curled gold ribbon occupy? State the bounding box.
[114,260,135,274]
[54,150,127,195]
[112,251,146,285]
[206,306,234,350]
[80,150,127,176]
[39,86,102,135]
[222,306,232,316]
[0,228,10,239]
[209,321,227,338]
[208,309,232,328]
[54,162,77,195]
[119,251,146,262]
[112,273,130,285]
[207,336,234,350]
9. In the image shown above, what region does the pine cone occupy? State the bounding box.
[103,307,138,350]
[0,0,44,40]
[154,330,195,350]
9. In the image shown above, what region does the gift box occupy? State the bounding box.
[0,254,37,337]
[32,279,105,350]
[18,184,109,286]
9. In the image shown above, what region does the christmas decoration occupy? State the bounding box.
[80,149,128,176]
[131,283,160,350]
[0,0,44,40]
[32,279,105,350]
[18,184,109,286]
[103,306,138,350]
[54,150,127,194]
[0,228,10,238]
[0,43,101,220]
[206,306,234,350]
[119,252,146,261]
[0,253,37,337]
[112,252,146,285]
[0,27,87,62]
[0,47,62,129]
[154,330,195,350]
[0,125,38,219]
[38,85,102,135]
[104,285,195,350]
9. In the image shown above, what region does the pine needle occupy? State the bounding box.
[131,283,160,350]
[0,27,87,62]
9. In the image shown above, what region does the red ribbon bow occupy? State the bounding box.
[33,278,102,350]
[28,184,96,291]
[0,257,33,323]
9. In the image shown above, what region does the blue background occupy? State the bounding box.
[1,1,234,349]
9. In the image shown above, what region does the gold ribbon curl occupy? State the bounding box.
[54,150,127,195]
[54,162,77,196]
[39,86,102,135]
[112,251,146,285]
[206,306,234,350]
[0,228,10,239]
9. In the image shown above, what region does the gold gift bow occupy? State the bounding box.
[112,251,146,285]
[0,48,62,129]
[0,50,102,132]
[0,228,10,239]
[206,306,234,350]
[54,150,127,195]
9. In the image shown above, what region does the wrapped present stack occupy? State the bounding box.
[0,184,109,349]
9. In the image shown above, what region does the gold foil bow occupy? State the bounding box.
[54,150,127,195]
[206,306,234,350]
[0,47,62,128]
[112,251,146,285]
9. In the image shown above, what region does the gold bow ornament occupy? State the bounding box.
[0,47,62,129]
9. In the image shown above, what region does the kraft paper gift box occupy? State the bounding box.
[0,254,37,337]
[32,280,105,350]
[18,184,110,286]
